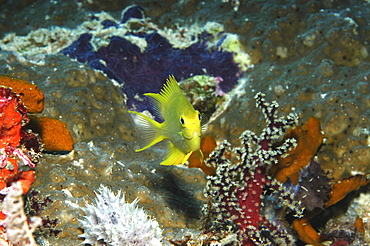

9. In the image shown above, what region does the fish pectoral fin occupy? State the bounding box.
[161,142,188,166]
[128,111,164,152]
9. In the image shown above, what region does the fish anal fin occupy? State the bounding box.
[128,111,164,152]
[161,142,188,166]
[182,151,193,165]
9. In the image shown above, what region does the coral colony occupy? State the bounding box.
[61,5,242,113]
[203,93,304,245]
[79,185,163,246]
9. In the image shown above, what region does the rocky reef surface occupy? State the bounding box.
[0,0,369,245]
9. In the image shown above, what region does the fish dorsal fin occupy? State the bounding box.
[158,75,181,102]
[144,75,181,117]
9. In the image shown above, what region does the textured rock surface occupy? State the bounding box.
[0,0,370,245]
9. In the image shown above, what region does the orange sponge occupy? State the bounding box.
[29,116,74,152]
[0,75,44,113]
[271,117,323,185]
[188,135,217,175]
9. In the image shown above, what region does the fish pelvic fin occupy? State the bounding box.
[128,111,164,152]
[161,142,192,166]
[196,149,204,163]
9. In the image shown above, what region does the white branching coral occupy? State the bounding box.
[80,185,162,246]
[2,182,42,246]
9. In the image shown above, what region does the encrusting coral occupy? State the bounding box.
[79,185,163,246]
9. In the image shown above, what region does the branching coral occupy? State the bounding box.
[203,92,302,245]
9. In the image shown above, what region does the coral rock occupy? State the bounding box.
[0,75,44,113]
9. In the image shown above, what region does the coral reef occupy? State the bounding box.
[321,217,366,246]
[0,0,369,245]
[349,192,370,242]
[80,185,163,246]
[203,93,301,245]
[0,86,42,245]
[179,75,227,120]
[60,5,244,113]
[291,158,332,211]
[290,164,370,245]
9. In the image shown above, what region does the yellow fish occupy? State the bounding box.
[128,75,203,165]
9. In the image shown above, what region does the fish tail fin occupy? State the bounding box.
[128,111,164,152]
[161,142,192,166]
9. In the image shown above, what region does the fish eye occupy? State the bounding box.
[180,116,185,125]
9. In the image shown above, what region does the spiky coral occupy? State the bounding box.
[79,185,163,246]
[203,92,303,245]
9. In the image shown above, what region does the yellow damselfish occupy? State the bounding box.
[128,75,204,165]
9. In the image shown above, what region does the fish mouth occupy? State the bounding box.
[183,131,200,140]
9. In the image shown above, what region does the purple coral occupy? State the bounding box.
[60,5,243,113]
[203,93,303,245]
